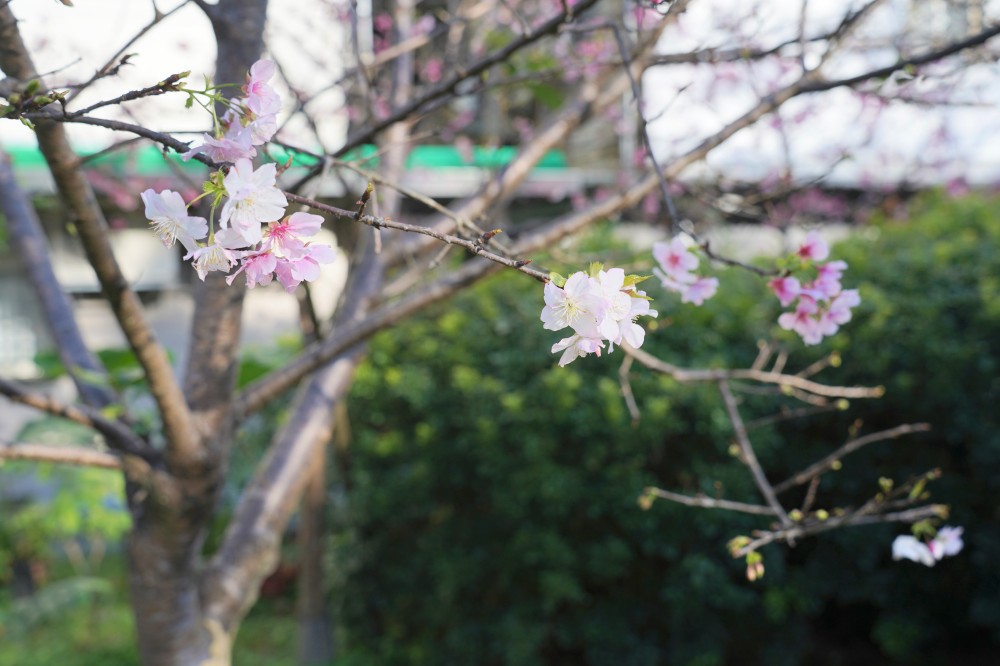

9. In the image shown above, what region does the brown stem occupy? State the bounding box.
[718,380,791,527]
[773,423,932,494]
[0,442,122,469]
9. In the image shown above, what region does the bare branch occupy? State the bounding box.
[732,505,945,557]
[0,378,151,459]
[774,423,932,494]
[66,0,194,101]
[643,487,778,516]
[0,5,197,469]
[719,380,791,527]
[624,344,883,400]
[0,441,122,469]
[295,0,605,185]
[284,192,548,281]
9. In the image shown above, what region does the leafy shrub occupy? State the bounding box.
[338,194,1000,665]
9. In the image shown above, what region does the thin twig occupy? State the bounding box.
[774,423,932,494]
[618,354,641,425]
[719,380,791,527]
[624,344,883,400]
[644,487,777,516]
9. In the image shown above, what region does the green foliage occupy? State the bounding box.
[338,195,1000,664]
[0,418,129,572]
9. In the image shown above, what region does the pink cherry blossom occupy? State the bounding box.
[813,260,847,298]
[540,267,657,364]
[541,272,598,336]
[140,189,207,253]
[768,276,801,307]
[893,526,964,566]
[274,243,336,292]
[797,231,830,262]
[680,276,719,306]
[652,237,698,282]
[825,289,861,325]
[929,526,964,559]
[244,59,281,116]
[184,228,247,281]
[182,126,256,163]
[226,250,277,288]
[247,112,278,145]
[778,297,823,345]
[263,212,324,258]
[220,159,288,244]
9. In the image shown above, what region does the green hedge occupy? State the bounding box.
[338,193,1000,665]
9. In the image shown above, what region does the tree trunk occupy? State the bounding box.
[125,2,269,664]
[296,443,334,665]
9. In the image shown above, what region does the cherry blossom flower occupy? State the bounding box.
[893,526,964,566]
[243,59,281,116]
[814,260,847,298]
[778,297,823,345]
[263,212,324,259]
[768,276,801,307]
[182,126,256,163]
[797,231,830,262]
[247,112,278,145]
[220,159,288,244]
[771,233,859,344]
[140,189,207,253]
[273,243,337,292]
[652,237,698,283]
[184,228,247,281]
[892,535,936,566]
[929,526,964,559]
[652,236,718,306]
[226,250,277,288]
[541,272,599,336]
[680,276,719,306]
[540,267,657,365]
[551,334,605,367]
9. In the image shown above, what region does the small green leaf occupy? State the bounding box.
[548,272,567,288]
[623,274,652,288]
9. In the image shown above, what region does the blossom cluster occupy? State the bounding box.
[140,60,334,291]
[651,237,719,305]
[892,526,964,567]
[768,232,860,345]
[540,266,657,366]
[183,60,280,163]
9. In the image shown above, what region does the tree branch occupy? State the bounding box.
[642,487,777,516]
[0,377,151,459]
[0,441,122,469]
[0,5,198,469]
[624,344,883,400]
[719,380,791,527]
[731,505,945,557]
[0,146,117,408]
[773,423,932,494]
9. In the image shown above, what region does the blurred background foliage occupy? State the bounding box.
[1,193,998,665]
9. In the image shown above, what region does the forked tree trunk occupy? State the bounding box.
[124,2,269,664]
